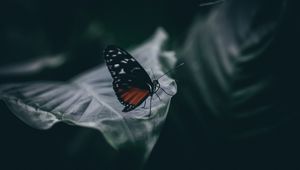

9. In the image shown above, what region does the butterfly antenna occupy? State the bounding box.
[158,63,184,80]
[199,0,224,7]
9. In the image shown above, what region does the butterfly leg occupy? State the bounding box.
[142,99,147,108]
[148,96,152,117]
[160,87,173,96]
[155,92,161,101]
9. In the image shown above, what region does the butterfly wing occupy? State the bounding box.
[104,45,153,112]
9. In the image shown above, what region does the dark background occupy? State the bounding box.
[1,0,300,170]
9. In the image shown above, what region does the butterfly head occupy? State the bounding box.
[152,80,160,93]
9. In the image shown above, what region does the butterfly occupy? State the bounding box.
[103,45,176,115]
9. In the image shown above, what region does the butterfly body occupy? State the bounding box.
[104,45,159,112]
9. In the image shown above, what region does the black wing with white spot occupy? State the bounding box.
[104,45,153,112]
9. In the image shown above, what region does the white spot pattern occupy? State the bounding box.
[119,69,125,74]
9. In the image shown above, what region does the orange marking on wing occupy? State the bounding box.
[130,91,148,105]
[121,91,131,99]
[122,90,136,102]
[124,91,138,102]
[121,88,149,105]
